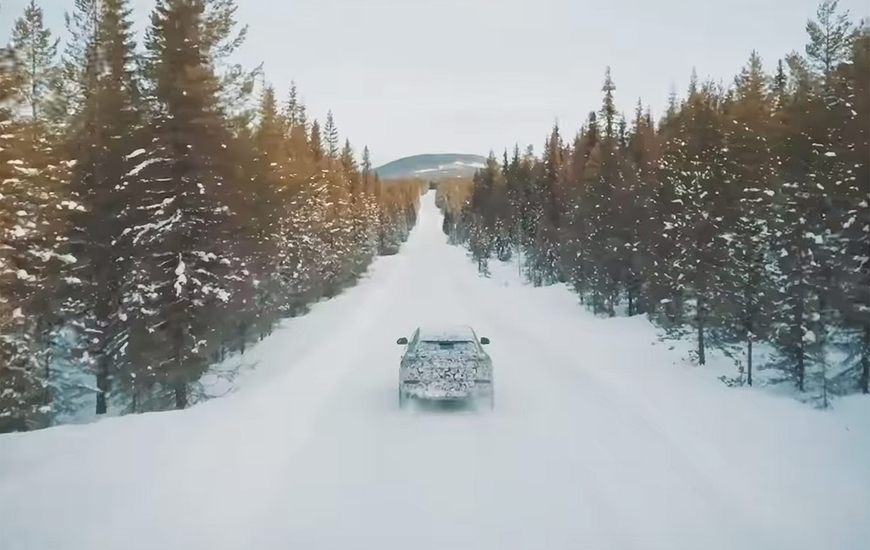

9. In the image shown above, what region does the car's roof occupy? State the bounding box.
[417,324,476,342]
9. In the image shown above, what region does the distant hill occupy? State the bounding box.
[374,153,487,180]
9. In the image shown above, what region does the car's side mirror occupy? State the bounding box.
[397,337,408,345]
[480,337,490,345]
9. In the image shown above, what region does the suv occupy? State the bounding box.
[396,325,493,409]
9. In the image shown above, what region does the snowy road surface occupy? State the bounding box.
[1,192,868,550]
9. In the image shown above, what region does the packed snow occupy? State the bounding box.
[0,192,868,550]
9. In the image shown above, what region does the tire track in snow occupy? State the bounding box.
[423,247,645,547]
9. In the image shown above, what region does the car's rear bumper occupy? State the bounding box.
[402,381,491,400]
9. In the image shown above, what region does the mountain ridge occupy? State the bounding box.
[375,153,487,180]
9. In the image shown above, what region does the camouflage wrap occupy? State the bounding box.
[400,340,492,399]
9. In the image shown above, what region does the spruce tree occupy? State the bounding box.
[131,0,243,409]
[61,0,144,415]
[835,23,869,394]
[10,0,60,123]
[716,51,778,385]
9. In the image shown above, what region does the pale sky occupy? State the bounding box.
[1,0,867,166]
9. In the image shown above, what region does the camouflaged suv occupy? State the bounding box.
[396,325,493,409]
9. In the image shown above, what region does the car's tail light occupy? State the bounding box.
[402,363,421,383]
[474,360,490,384]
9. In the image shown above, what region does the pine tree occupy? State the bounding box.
[599,66,617,139]
[243,83,285,338]
[282,81,301,128]
[0,45,46,431]
[657,76,730,364]
[835,23,869,394]
[627,98,661,316]
[467,153,501,274]
[559,133,590,298]
[361,145,372,181]
[766,3,858,401]
[358,145,380,257]
[528,123,563,285]
[10,0,61,123]
[803,0,860,403]
[0,41,69,431]
[61,0,144,415]
[129,0,244,409]
[323,110,340,160]
[201,0,261,126]
[715,50,778,385]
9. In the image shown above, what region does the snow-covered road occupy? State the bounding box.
[1,191,868,550]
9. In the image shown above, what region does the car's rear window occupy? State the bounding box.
[418,340,475,352]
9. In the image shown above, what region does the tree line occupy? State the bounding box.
[0,0,424,432]
[443,0,868,406]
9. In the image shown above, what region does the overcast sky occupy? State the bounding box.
[1,0,867,166]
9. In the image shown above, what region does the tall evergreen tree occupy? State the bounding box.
[715,50,778,385]
[10,0,60,123]
[129,0,244,408]
[61,0,144,415]
[0,40,69,430]
[835,23,870,394]
[323,110,340,160]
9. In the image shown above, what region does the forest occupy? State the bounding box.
[0,0,424,432]
[440,0,868,406]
